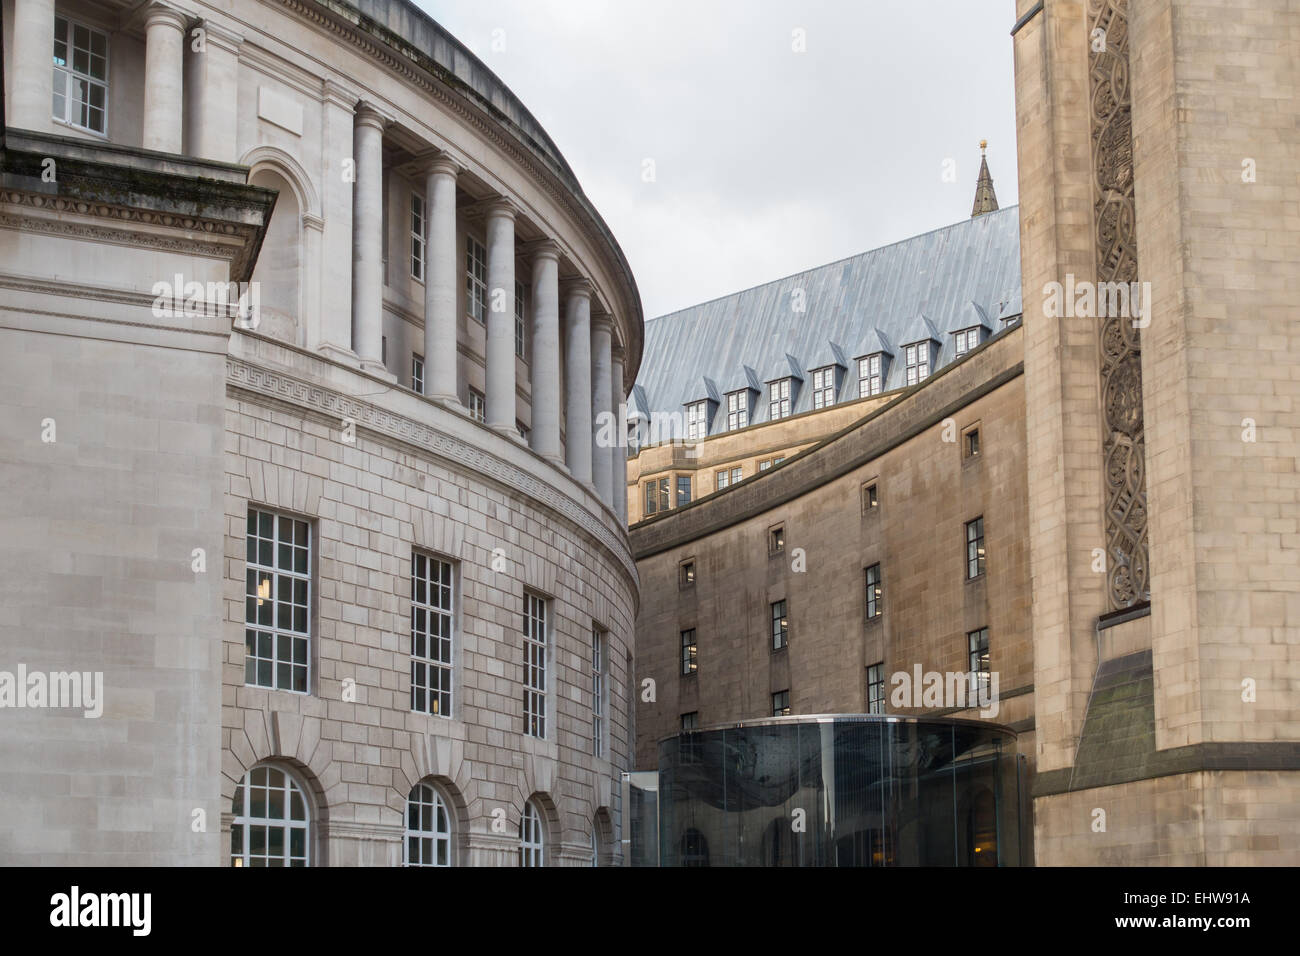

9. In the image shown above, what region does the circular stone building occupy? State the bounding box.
[1,0,641,866]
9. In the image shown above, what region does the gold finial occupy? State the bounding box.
[980,139,988,152]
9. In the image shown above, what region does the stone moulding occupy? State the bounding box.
[225,357,638,587]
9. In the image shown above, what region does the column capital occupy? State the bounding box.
[354,100,394,131]
[522,238,562,262]
[142,2,189,32]
[562,277,594,302]
[591,313,614,335]
[199,19,244,54]
[416,150,464,179]
[483,196,520,221]
[611,344,626,366]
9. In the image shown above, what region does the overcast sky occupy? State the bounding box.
[419,0,1019,320]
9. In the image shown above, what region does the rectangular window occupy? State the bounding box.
[769,525,785,553]
[679,560,696,589]
[716,470,729,491]
[954,328,980,357]
[411,553,453,717]
[468,387,485,423]
[515,278,527,359]
[904,343,930,386]
[680,629,697,676]
[244,508,310,693]
[769,378,791,420]
[412,354,424,394]
[771,599,788,650]
[523,592,548,738]
[410,192,426,280]
[863,482,879,512]
[644,477,670,515]
[382,336,387,364]
[759,459,772,472]
[967,516,986,579]
[966,427,981,458]
[516,420,530,441]
[591,626,606,758]
[731,467,742,485]
[773,457,784,466]
[865,563,882,619]
[53,16,108,135]
[726,391,749,430]
[466,236,487,324]
[866,663,885,714]
[968,627,991,696]
[686,401,708,441]
[676,475,692,506]
[812,367,835,409]
[680,711,699,731]
[858,353,883,398]
[772,690,791,717]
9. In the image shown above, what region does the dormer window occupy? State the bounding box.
[685,401,709,441]
[858,354,884,398]
[903,343,931,386]
[726,391,749,430]
[811,368,836,409]
[954,327,982,357]
[769,379,792,420]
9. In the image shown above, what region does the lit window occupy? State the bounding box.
[726,391,749,430]
[411,552,453,717]
[466,236,487,324]
[644,477,670,515]
[863,482,879,512]
[966,516,986,579]
[966,428,981,458]
[866,663,885,714]
[523,593,548,738]
[591,626,606,759]
[679,561,695,589]
[680,629,697,675]
[769,378,792,420]
[686,401,709,441]
[865,563,882,619]
[404,782,451,867]
[772,690,790,717]
[858,353,884,397]
[968,628,991,695]
[412,354,424,394]
[515,278,527,359]
[771,600,788,650]
[231,765,309,866]
[467,387,485,422]
[769,526,785,553]
[904,343,930,386]
[410,192,425,280]
[520,799,545,867]
[52,17,108,135]
[676,475,692,506]
[244,508,309,693]
[812,367,836,409]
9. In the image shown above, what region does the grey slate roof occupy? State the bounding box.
[630,205,1022,435]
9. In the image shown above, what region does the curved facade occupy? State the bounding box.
[0,0,640,865]
[659,716,1022,867]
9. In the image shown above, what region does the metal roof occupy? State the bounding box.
[630,206,1022,433]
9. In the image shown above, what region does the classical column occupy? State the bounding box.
[191,21,242,163]
[423,156,461,404]
[142,4,188,154]
[351,102,388,375]
[317,81,356,363]
[590,314,614,503]
[529,241,563,461]
[484,200,517,430]
[610,345,627,525]
[563,282,594,483]
[11,0,55,132]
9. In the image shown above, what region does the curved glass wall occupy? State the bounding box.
[658,715,1021,866]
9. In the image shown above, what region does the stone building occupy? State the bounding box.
[0,0,640,865]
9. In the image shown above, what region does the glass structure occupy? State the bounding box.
[658,715,1021,866]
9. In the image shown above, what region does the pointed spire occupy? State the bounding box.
[971,139,998,218]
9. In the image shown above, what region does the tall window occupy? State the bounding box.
[771,600,788,650]
[772,690,791,716]
[769,378,791,420]
[520,799,544,867]
[966,516,986,579]
[411,354,424,394]
[680,629,697,675]
[410,193,425,280]
[591,626,606,759]
[865,563,882,619]
[686,401,708,441]
[954,328,980,357]
[866,663,885,714]
[53,17,108,135]
[244,508,309,693]
[231,765,309,867]
[858,354,884,397]
[514,278,527,359]
[411,553,453,717]
[968,628,991,694]
[904,342,931,386]
[812,367,836,409]
[644,477,669,515]
[467,387,485,422]
[676,475,692,506]
[523,593,548,738]
[726,391,748,430]
[405,782,451,867]
[716,467,742,491]
[466,235,487,324]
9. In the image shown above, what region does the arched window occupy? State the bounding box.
[231,765,309,866]
[405,782,452,867]
[519,800,544,867]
